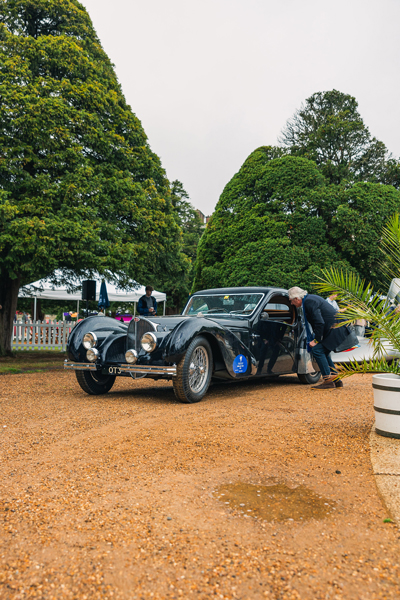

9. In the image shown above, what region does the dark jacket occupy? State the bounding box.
[303,294,348,351]
[137,294,157,316]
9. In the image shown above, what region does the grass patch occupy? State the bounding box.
[0,351,68,375]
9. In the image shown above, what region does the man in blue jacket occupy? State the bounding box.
[138,286,157,316]
[288,286,347,390]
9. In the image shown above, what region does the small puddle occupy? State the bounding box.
[214,482,335,522]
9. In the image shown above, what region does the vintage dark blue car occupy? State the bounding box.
[64,287,321,403]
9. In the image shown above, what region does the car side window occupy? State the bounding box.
[261,295,296,325]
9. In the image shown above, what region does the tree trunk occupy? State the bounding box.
[0,274,21,356]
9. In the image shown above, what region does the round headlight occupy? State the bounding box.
[86,348,99,362]
[125,349,138,364]
[141,332,157,353]
[83,332,97,349]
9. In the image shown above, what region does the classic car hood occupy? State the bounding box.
[148,314,250,331]
[147,315,191,331]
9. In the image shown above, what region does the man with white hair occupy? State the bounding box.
[288,286,347,390]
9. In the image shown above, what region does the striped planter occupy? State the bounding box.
[372,373,400,439]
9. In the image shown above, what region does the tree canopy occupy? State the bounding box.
[314,215,400,378]
[193,147,400,293]
[279,90,400,186]
[154,180,203,312]
[0,0,183,354]
[194,91,400,294]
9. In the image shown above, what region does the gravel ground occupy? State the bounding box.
[1,370,399,599]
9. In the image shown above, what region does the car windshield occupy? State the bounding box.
[183,293,264,316]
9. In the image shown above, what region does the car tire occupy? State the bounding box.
[173,336,213,403]
[297,372,321,385]
[75,370,116,395]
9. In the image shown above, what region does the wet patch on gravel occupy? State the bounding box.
[214,481,336,522]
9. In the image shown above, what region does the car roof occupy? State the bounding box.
[192,286,288,296]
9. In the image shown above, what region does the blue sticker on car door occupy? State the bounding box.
[233,354,248,373]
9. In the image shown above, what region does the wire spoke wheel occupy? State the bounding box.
[173,336,213,403]
[188,346,209,393]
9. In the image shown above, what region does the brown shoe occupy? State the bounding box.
[330,372,344,388]
[311,379,336,390]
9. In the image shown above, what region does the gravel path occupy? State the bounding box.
[1,371,399,599]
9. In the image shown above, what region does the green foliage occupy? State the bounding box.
[314,221,400,378]
[155,180,203,311]
[193,148,364,292]
[170,181,203,262]
[280,90,398,186]
[0,0,183,354]
[324,183,400,284]
[194,135,400,294]
[194,88,400,336]
[379,214,400,284]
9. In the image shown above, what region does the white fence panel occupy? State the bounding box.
[11,320,75,351]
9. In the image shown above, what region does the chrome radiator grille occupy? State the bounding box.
[127,317,157,353]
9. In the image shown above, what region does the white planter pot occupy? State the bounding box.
[373,373,400,438]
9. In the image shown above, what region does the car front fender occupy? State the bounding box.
[67,316,127,362]
[163,317,255,377]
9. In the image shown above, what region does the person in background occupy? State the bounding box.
[354,318,366,337]
[288,286,348,390]
[326,293,340,312]
[138,286,157,316]
[328,292,363,335]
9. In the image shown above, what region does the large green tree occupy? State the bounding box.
[155,180,203,312]
[280,90,400,186]
[0,0,183,354]
[315,215,400,378]
[193,147,400,292]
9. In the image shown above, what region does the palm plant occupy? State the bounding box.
[314,214,400,378]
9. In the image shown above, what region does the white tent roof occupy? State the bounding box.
[19,276,166,303]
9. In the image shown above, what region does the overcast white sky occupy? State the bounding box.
[80,0,400,216]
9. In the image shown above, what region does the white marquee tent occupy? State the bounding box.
[19,276,166,319]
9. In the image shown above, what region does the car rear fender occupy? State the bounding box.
[163,317,255,377]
